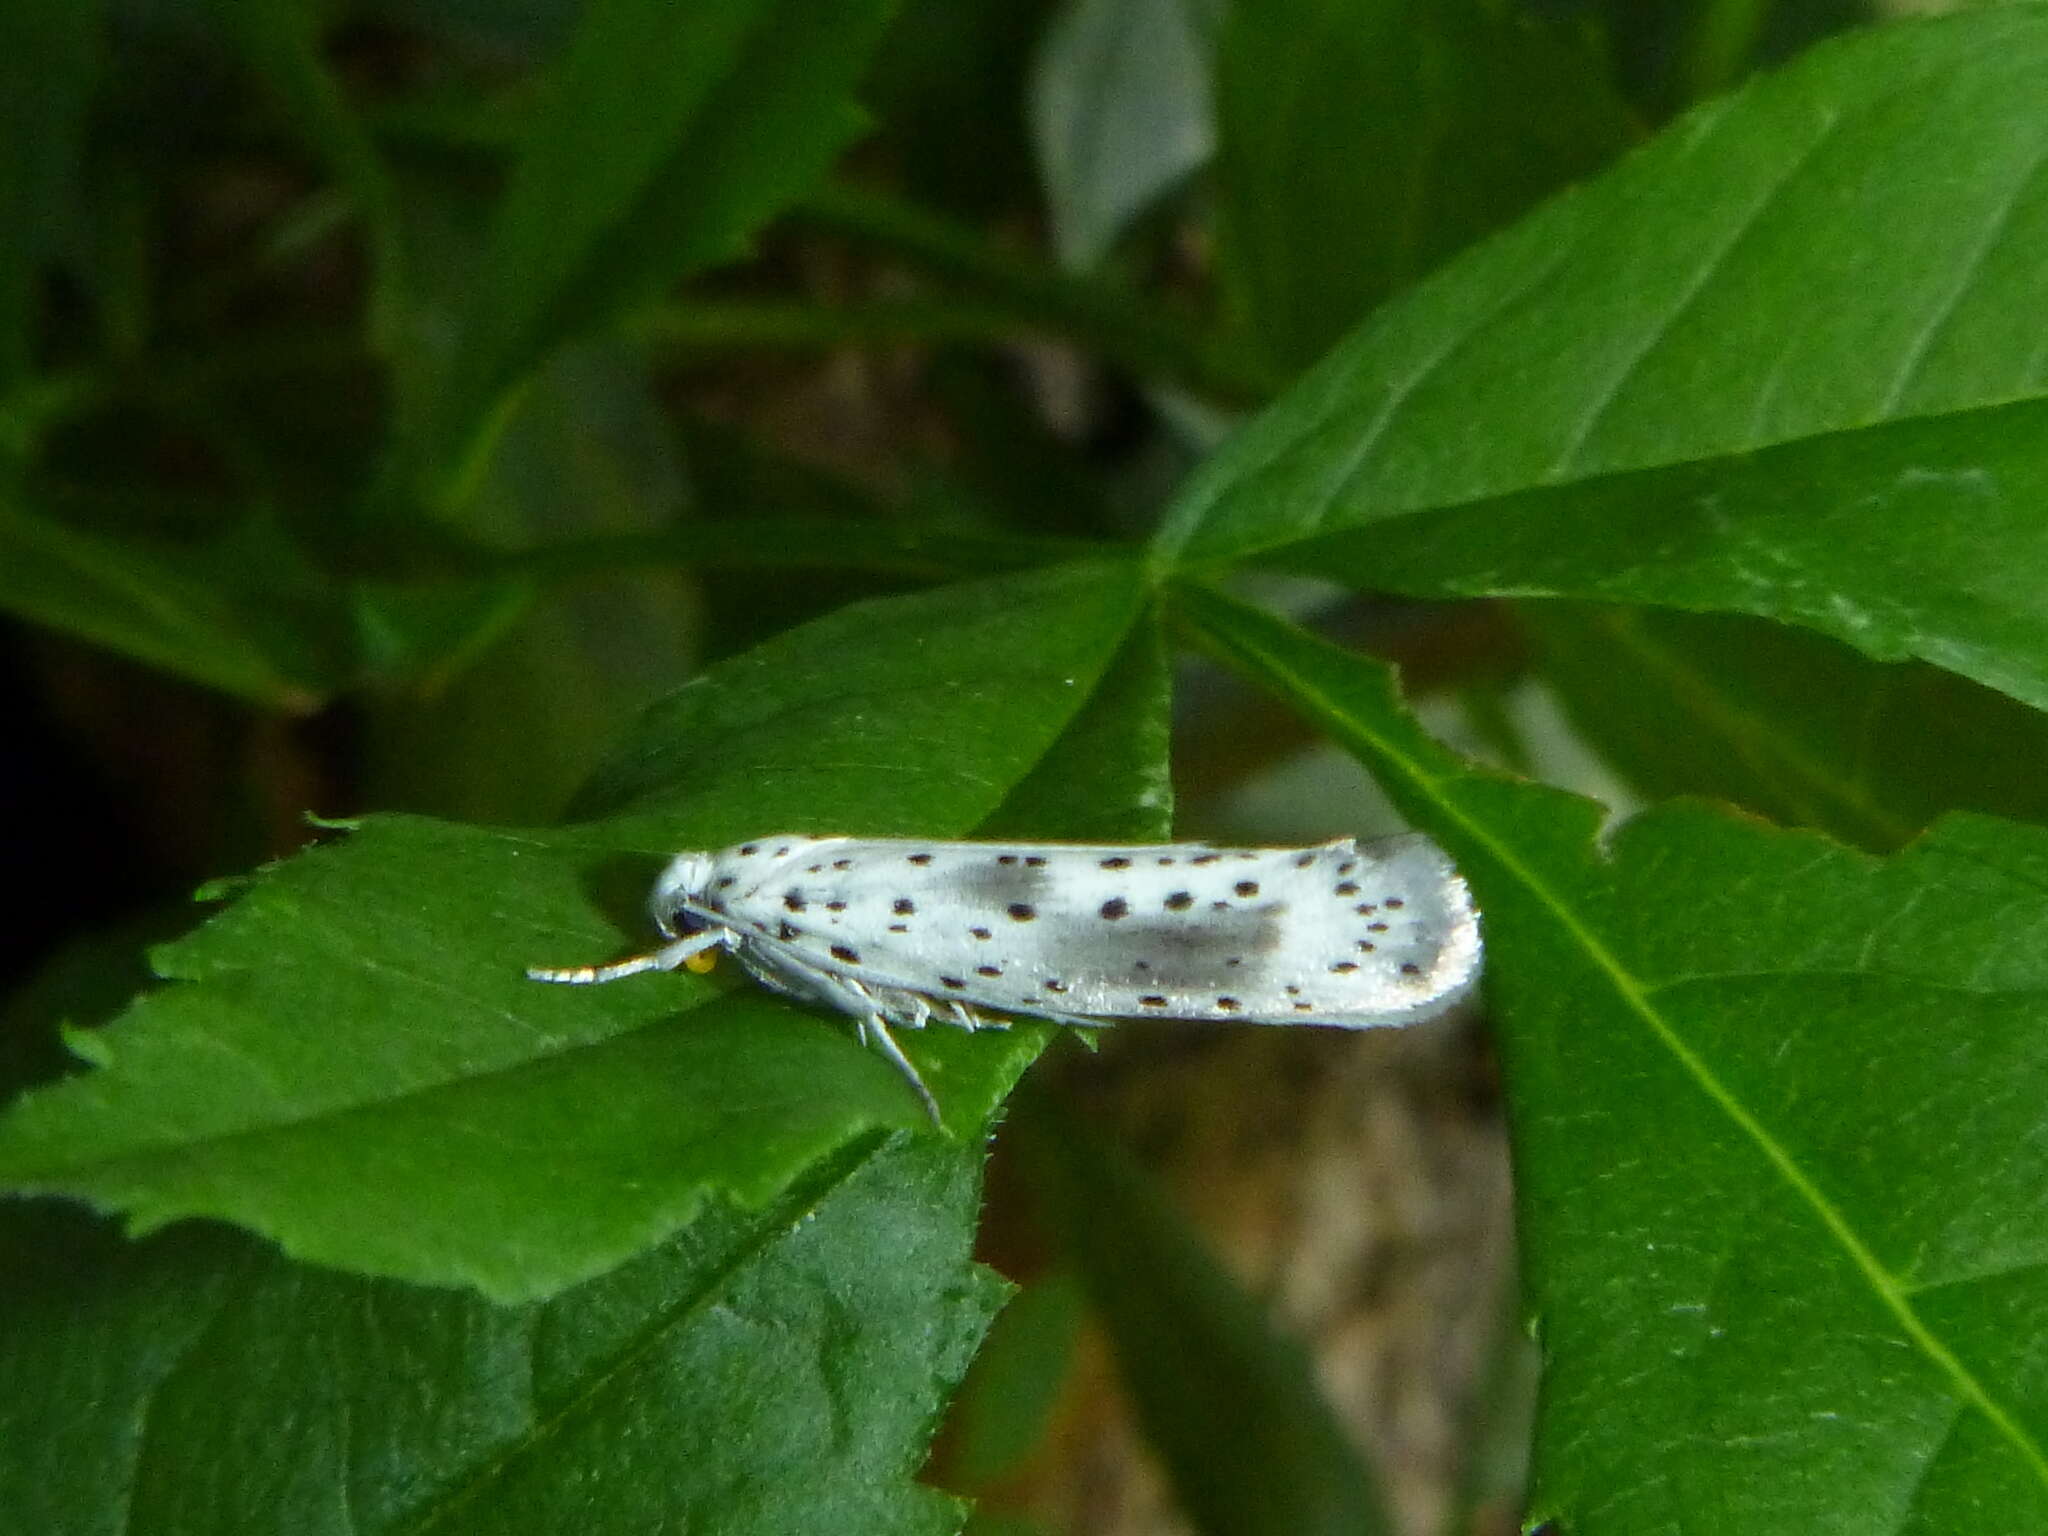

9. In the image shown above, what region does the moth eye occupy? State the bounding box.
[665,909,710,938]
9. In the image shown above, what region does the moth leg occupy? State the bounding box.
[943,1000,991,1032]
[861,1014,941,1125]
[835,978,943,1124]
[527,927,730,985]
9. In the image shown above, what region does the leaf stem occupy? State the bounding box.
[795,182,1278,405]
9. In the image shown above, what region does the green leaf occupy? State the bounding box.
[1289,399,2048,712]
[1212,0,1633,371]
[1180,585,2048,1533]
[0,2,101,400]
[572,557,1149,837]
[0,559,1153,1299]
[425,0,894,497]
[0,497,334,708]
[0,1134,1002,1535]
[1160,9,2048,698]
[975,610,1174,843]
[1011,1093,1390,1536]
[1029,0,1215,271]
[1528,601,2048,852]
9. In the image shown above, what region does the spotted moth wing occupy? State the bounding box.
[682,835,1479,1029]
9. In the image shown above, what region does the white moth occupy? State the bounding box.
[528,834,1481,1120]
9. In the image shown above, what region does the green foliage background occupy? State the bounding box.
[3,1,2047,1532]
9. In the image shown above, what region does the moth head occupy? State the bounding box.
[648,851,717,938]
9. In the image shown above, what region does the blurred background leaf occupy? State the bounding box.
[1030,0,1216,273]
[1212,0,1634,373]
[412,0,897,506]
